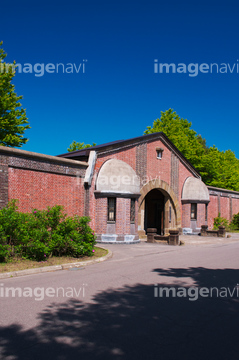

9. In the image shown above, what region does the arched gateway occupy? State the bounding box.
[138,179,181,236]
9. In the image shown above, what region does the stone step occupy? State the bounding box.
[154,240,169,245]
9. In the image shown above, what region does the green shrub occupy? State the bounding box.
[0,201,96,263]
[49,233,72,257]
[18,241,50,262]
[230,212,239,230]
[49,216,96,257]
[0,244,10,262]
[32,205,66,232]
[0,199,20,245]
[213,213,230,230]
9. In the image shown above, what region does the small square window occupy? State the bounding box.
[156,147,164,159]
[108,197,116,222]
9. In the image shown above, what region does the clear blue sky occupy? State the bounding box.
[1,0,239,157]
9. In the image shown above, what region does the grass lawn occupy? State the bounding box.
[0,246,108,273]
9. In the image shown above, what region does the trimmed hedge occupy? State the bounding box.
[0,200,96,262]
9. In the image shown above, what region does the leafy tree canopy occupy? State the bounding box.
[0,42,30,147]
[67,140,96,152]
[144,109,239,191]
[144,109,206,170]
[200,146,239,191]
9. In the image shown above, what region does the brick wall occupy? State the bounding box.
[89,136,199,235]
[3,141,239,237]
[179,162,198,223]
[9,168,85,216]
[207,188,239,229]
[208,195,219,229]
[146,140,171,186]
[232,198,239,217]
[171,153,179,198]
[220,196,230,220]
[96,146,137,173]
[0,164,8,208]
[95,197,108,234]
[197,203,206,228]
[89,146,137,230]
[116,198,131,235]
[94,196,137,236]
[182,203,191,228]
[136,142,147,186]
[0,148,87,216]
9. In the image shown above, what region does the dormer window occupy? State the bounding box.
[156,147,164,159]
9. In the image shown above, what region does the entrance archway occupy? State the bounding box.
[138,179,181,236]
[144,189,165,235]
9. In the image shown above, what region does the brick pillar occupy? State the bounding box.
[0,165,8,209]
[84,184,90,216]
[218,195,221,215]
[230,196,233,221]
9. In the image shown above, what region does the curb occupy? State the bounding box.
[96,240,141,244]
[0,248,113,280]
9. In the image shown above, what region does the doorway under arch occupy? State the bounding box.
[138,179,181,236]
[144,189,165,235]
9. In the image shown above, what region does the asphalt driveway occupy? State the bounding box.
[0,237,239,360]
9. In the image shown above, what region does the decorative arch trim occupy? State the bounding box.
[138,179,181,227]
[96,158,140,194]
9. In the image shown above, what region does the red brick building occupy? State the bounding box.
[1,132,239,243]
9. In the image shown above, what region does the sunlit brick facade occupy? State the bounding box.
[1,132,239,243]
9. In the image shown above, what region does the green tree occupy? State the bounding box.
[67,141,96,152]
[144,108,206,171]
[144,109,239,191]
[201,146,239,191]
[0,42,30,147]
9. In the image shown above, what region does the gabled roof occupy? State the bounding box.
[57,132,200,178]
[58,139,125,158]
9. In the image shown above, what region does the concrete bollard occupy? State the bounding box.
[218,226,226,237]
[147,228,157,243]
[201,225,208,237]
[169,229,179,246]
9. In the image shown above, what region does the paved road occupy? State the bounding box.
[0,240,239,360]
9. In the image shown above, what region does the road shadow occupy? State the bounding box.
[0,267,239,360]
